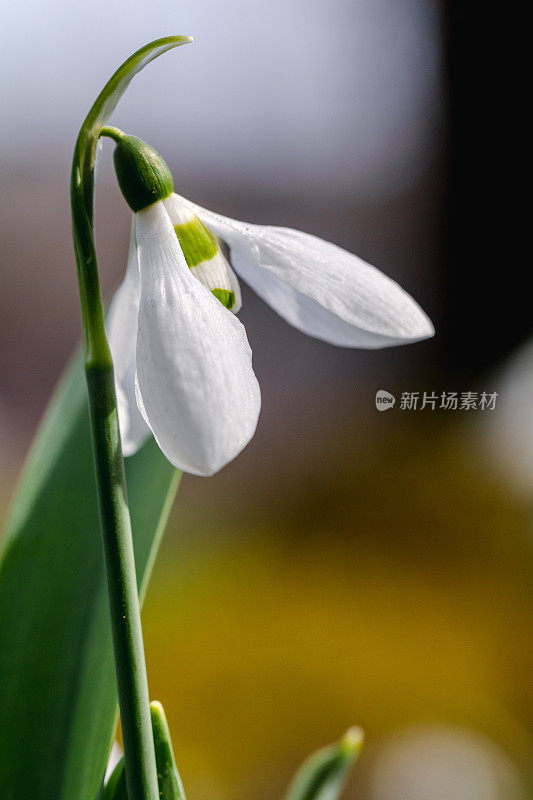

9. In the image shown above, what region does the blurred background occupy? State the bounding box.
[1,1,531,798]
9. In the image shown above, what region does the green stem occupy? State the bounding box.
[101,125,126,144]
[68,35,192,800]
[85,366,158,800]
[72,151,159,800]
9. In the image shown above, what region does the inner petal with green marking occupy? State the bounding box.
[171,208,241,313]
[211,288,236,310]
[174,216,218,268]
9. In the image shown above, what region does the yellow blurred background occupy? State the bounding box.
[140,415,533,799]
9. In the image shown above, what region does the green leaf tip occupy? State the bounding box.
[150,701,187,800]
[162,35,194,45]
[102,703,186,800]
[283,728,364,800]
[340,726,364,755]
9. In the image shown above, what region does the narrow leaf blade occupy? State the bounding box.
[0,356,180,800]
[151,701,187,800]
[283,729,364,800]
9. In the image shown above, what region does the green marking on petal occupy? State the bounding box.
[212,288,236,309]
[174,217,218,268]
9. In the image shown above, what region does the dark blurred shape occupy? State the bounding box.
[442,1,529,377]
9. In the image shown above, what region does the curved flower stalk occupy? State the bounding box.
[104,134,434,476]
[70,37,192,800]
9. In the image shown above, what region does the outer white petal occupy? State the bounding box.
[134,201,261,476]
[172,194,434,348]
[106,218,150,455]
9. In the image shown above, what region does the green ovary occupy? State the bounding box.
[212,289,236,310]
[174,217,218,268]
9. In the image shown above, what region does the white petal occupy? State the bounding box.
[106,218,150,455]
[173,194,434,348]
[134,201,261,476]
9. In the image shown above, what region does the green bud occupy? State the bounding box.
[107,130,174,212]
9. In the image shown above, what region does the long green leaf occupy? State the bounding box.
[0,355,180,800]
[283,729,364,800]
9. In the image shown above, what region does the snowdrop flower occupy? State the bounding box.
[104,130,433,476]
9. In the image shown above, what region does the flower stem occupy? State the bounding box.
[101,125,126,143]
[71,205,159,800]
[71,248,159,800]
[85,365,159,800]
[71,94,159,800]
[69,38,191,799]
